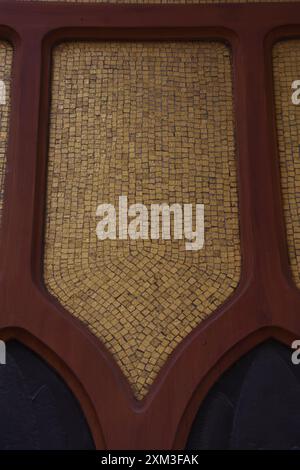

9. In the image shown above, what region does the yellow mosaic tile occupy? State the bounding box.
[0,42,12,229]
[44,41,241,399]
[273,40,300,289]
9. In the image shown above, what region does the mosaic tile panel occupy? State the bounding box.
[273,40,300,289]
[0,42,12,229]
[44,41,241,398]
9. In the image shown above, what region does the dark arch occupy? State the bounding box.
[0,340,95,450]
[186,340,300,450]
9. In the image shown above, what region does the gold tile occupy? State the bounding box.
[273,40,300,289]
[44,41,240,399]
[0,42,12,230]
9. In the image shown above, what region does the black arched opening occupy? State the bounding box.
[186,340,300,450]
[0,340,95,450]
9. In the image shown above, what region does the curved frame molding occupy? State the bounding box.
[0,326,104,448]
[0,1,299,449]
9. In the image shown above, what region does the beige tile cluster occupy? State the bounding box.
[0,42,12,230]
[20,0,300,4]
[273,40,300,289]
[44,41,241,399]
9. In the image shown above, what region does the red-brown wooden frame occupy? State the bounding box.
[0,0,299,450]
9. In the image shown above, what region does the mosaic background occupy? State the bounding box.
[273,40,300,290]
[0,42,12,230]
[44,41,241,399]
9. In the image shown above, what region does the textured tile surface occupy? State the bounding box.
[44,41,241,398]
[0,42,12,230]
[273,40,300,289]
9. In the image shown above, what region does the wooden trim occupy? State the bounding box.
[0,1,299,449]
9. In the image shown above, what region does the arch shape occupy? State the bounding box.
[0,328,105,449]
[173,327,296,449]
